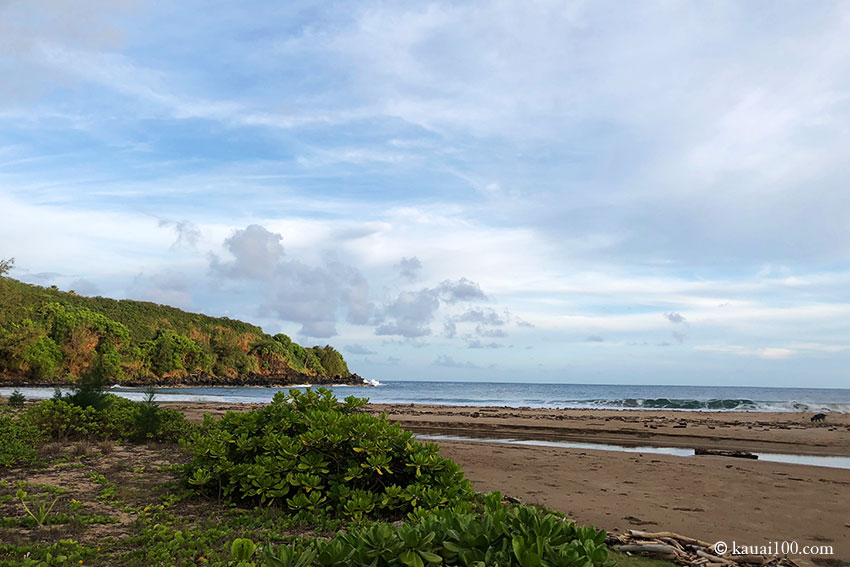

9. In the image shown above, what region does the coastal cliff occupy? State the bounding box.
[0,276,370,387]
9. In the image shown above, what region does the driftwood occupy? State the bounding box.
[659,537,687,552]
[615,544,681,557]
[696,550,735,564]
[609,529,800,567]
[629,529,713,548]
[694,448,758,460]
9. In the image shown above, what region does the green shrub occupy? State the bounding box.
[66,359,110,410]
[184,388,474,521]
[257,493,608,567]
[23,394,189,443]
[0,409,43,467]
[23,398,97,439]
[7,389,25,408]
[134,388,162,441]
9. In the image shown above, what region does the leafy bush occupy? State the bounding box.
[0,409,44,467]
[23,394,189,443]
[184,388,474,521]
[254,493,609,567]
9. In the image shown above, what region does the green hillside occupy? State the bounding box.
[0,273,359,386]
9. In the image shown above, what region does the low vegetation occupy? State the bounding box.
[0,274,354,386]
[0,387,621,567]
[185,388,473,521]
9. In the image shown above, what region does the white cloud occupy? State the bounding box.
[694,345,795,360]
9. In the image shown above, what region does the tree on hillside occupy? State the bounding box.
[0,258,14,276]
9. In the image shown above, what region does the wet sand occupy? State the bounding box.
[171,402,850,564]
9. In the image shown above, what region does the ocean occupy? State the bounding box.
[3,381,850,413]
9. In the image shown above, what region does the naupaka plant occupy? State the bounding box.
[184,388,474,521]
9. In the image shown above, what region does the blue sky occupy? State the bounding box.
[2,1,850,387]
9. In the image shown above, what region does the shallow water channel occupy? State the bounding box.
[415,434,850,470]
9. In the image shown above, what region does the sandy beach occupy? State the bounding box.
[172,402,850,564]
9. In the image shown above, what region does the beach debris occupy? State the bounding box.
[608,530,800,567]
[616,543,680,557]
[694,448,758,460]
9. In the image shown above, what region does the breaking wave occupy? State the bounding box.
[553,398,850,413]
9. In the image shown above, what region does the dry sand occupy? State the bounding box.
[172,402,850,564]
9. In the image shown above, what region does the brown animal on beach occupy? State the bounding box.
[810,413,826,423]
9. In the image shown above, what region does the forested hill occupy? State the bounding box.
[0,275,365,386]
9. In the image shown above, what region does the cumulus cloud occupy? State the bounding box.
[438,278,487,303]
[453,307,505,325]
[211,224,284,280]
[665,312,687,324]
[396,256,422,280]
[159,219,201,250]
[375,276,489,338]
[375,288,440,338]
[210,225,372,338]
[432,354,479,368]
[475,326,506,338]
[344,344,377,355]
[467,340,503,349]
[443,320,457,338]
[665,312,688,343]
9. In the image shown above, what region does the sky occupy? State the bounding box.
[2,1,850,387]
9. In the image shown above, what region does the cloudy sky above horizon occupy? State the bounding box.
[2,1,850,387]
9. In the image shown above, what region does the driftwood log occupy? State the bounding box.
[694,448,758,460]
[607,529,800,567]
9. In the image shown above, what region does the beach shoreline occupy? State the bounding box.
[169,401,850,457]
[168,401,850,564]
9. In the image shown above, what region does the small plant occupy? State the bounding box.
[133,387,162,441]
[230,538,257,566]
[263,543,317,567]
[15,488,59,527]
[8,389,25,408]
